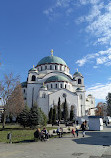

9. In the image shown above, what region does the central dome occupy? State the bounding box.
[45,75,69,83]
[37,56,67,66]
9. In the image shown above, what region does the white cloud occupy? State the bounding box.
[108,77,111,81]
[43,0,75,18]
[86,82,111,100]
[79,0,100,5]
[76,48,111,67]
[78,1,111,45]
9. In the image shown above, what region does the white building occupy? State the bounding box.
[22,50,95,117]
[85,94,95,116]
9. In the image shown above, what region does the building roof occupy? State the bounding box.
[76,88,82,91]
[29,67,37,72]
[73,71,83,77]
[21,82,27,88]
[45,75,69,83]
[37,56,67,66]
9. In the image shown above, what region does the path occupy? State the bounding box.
[0,125,111,158]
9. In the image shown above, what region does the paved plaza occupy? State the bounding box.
[0,125,111,158]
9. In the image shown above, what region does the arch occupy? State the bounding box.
[79,94,82,99]
[78,78,81,84]
[42,93,46,98]
[55,65,57,70]
[60,84,62,88]
[41,66,42,71]
[51,84,53,88]
[50,65,52,70]
[65,84,67,89]
[45,65,47,70]
[55,84,57,88]
[32,75,36,81]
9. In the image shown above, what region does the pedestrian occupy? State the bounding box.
[58,120,60,126]
[105,121,107,127]
[75,128,79,137]
[81,122,86,137]
[76,120,78,126]
[72,128,75,137]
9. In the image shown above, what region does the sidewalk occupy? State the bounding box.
[0,125,111,158]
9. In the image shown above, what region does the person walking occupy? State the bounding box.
[71,128,75,137]
[81,122,86,137]
[75,128,79,137]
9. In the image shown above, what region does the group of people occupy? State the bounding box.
[71,121,87,137]
[34,120,87,141]
[34,127,49,141]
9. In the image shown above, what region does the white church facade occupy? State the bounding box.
[22,50,95,118]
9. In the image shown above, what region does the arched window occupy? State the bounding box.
[91,101,93,104]
[55,65,57,70]
[60,66,62,71]
[41,66,42,71]
[78,79,81,84]
[79,94,82,99]
[45,66,47,70]
[42,93,46,98]
[55,84,57,88]
[51,84,53,88]
[50,65,52,70]
[65,84,67,89]
[32,75,36,81]
[60,84,62,88]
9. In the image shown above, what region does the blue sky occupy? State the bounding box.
[0,0,111,104]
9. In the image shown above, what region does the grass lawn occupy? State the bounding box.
[0,123,57,143]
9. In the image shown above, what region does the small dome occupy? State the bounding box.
[41,85,47,88]
[21,82,27,88]
[73,71,82,77]
[37,56,67,66]
[40,85,47,90]
[29,67,37,72]
[88,94,92,97]
[76,88,82,91]
[45,75,69,83]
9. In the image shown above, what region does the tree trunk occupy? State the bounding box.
[2,112,6,129]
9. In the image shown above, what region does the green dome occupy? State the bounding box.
[76,88,82,91]
[73,71,82,76]
[40,85,47,88]
[45,75,69,83]
[21,82,27,88]
[29,67,37,72]
[37,56,67,66]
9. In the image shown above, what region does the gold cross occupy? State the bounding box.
[77,68,78,72]
[33,65,34,68]
[51,49,53,56]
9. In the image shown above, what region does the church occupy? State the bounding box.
[22,50,95,118]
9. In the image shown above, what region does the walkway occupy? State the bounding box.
[0,125,111,158]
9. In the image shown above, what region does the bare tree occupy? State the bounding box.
[95,102,104,116]
[0,73,24,128]
[8,84,25,117]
